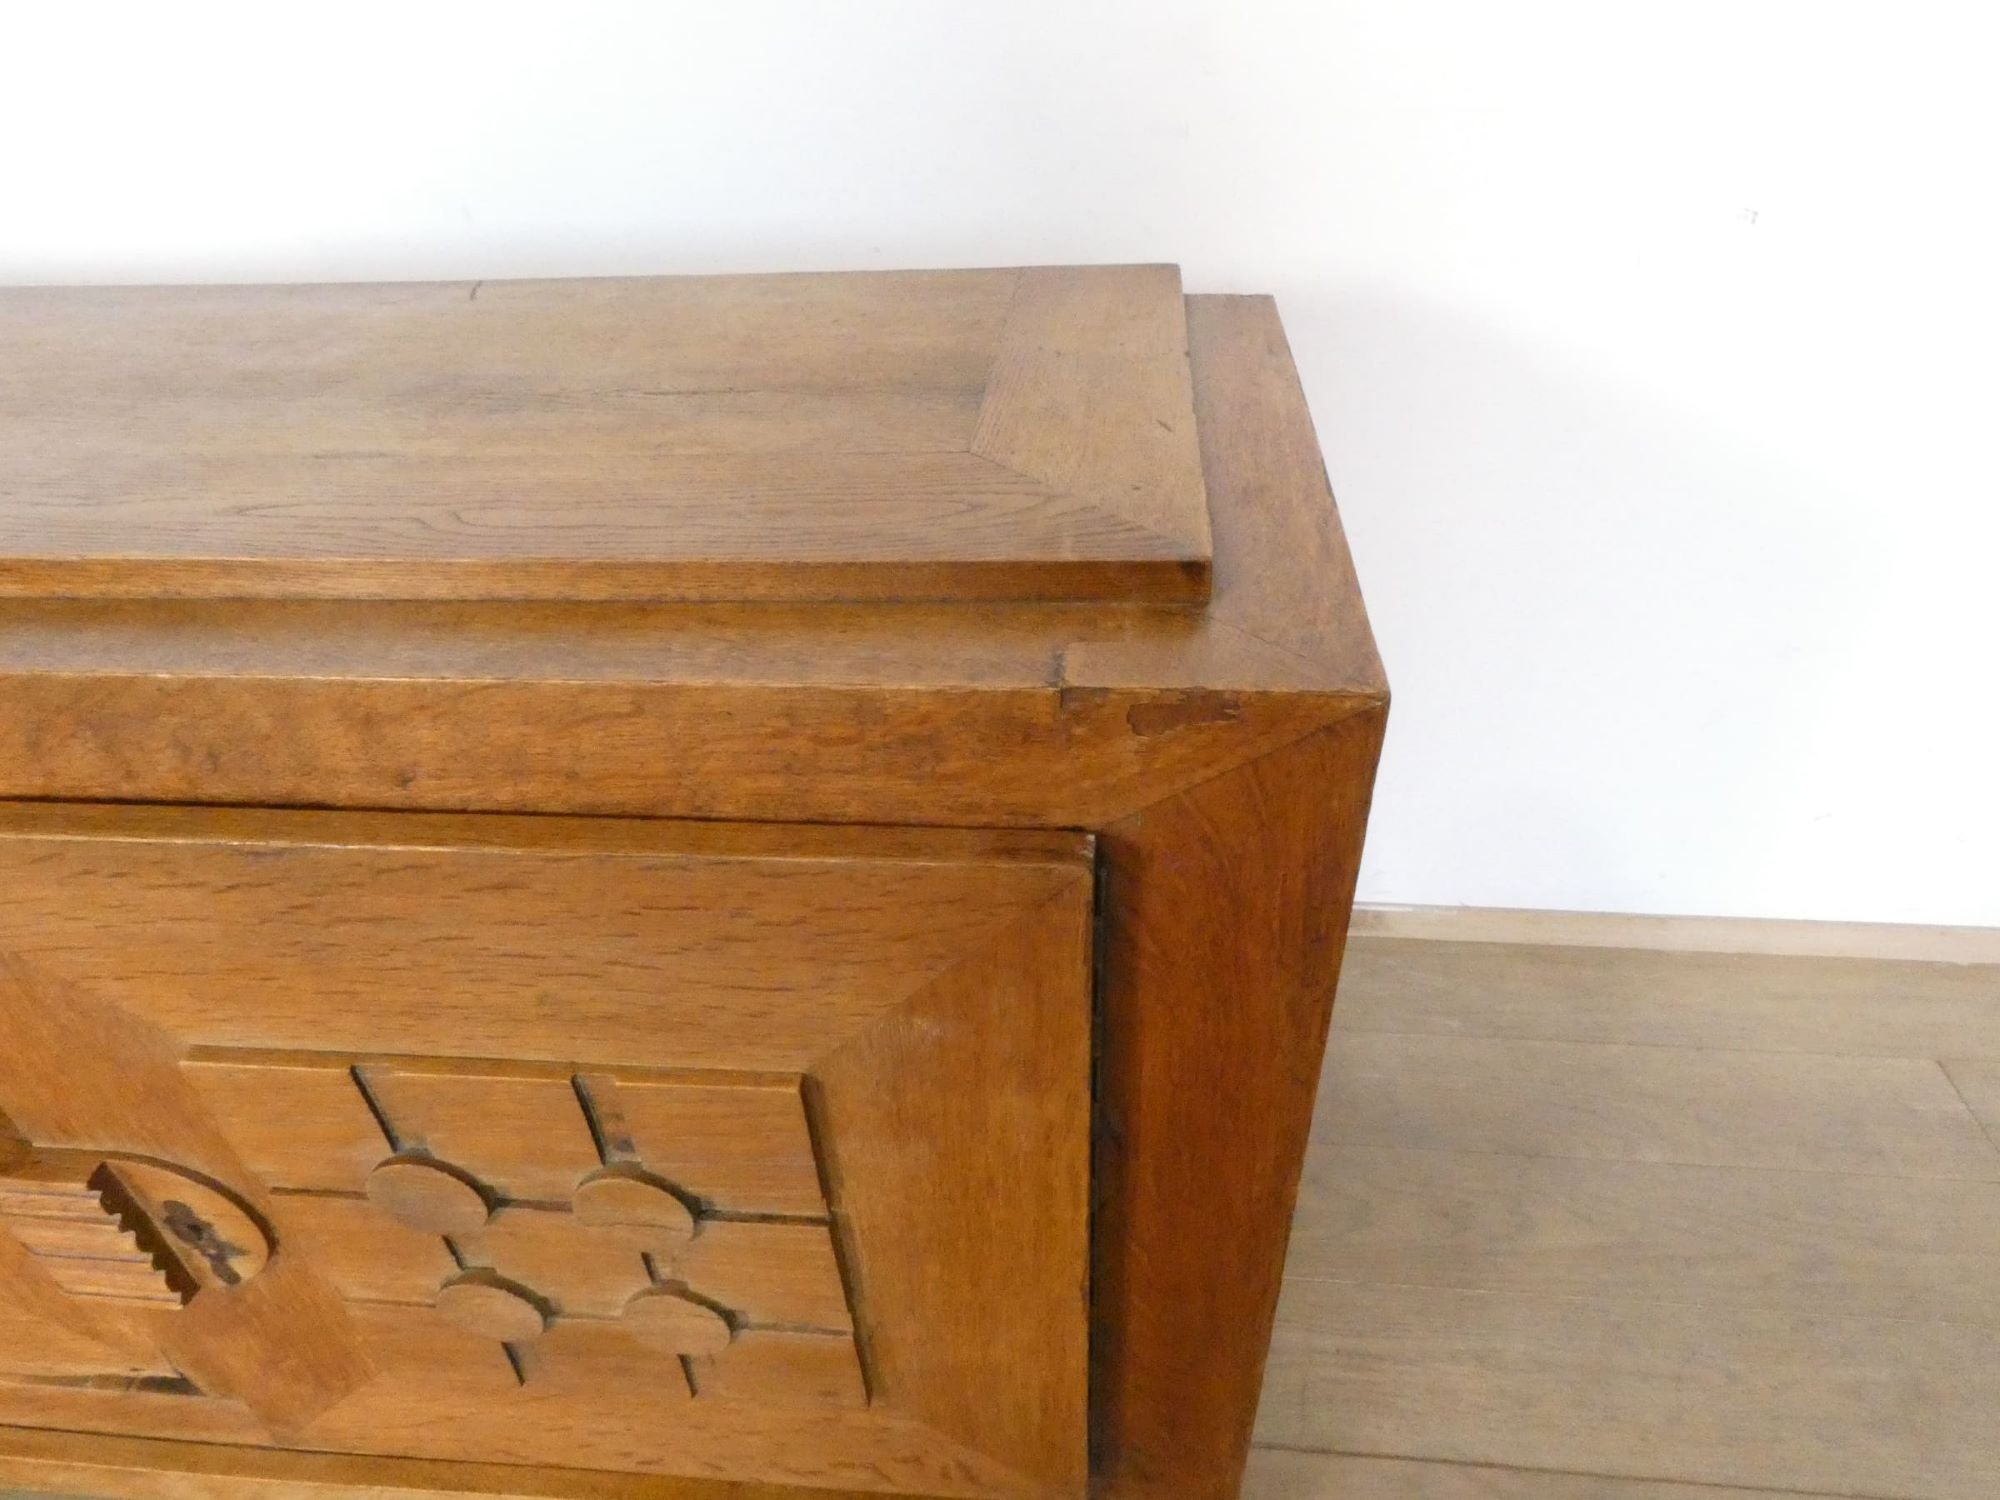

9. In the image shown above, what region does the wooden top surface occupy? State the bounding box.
[0,295,1385,831]
[0,266,1211,605]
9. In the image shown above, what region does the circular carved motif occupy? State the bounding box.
[623,1286,734,1356]
[436,1268,548,1343]
[572,1165,695,1243]
[95,1158,272,1297]
[365,1154,491,1235]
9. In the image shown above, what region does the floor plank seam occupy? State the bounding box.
[1252,1444,1916,1500]
[1270,1273,2000,1338]
[1299,1135,2000,1186]
[1329,1020,2000,1067]
[1938,1058,2000,1165]
[1275,942,2000,1500]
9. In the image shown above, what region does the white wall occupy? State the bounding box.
[4,2,1995,926]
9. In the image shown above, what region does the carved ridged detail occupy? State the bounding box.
[0,1172,181,1308]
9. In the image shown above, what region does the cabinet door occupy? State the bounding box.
[0,805,1091,1499]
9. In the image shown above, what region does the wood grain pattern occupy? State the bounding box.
[971,266,1210,561]
[1091,708,1386,1500]
[593,1075,823,1217]
[1260,1279,2000,1500]
[0,1304,1026,1494]
[693,1330,868,1408]
[626,1289,734,1357]
[435,1272,547,1344]
[273,1194,459,1306]
[0,284,1390,1499]
[364,1157,493,1235]
[812,870,1094,1496]
[0,803,1086,1074]
[361,1070,602,1203]
[1084,295,1386,1500]
[0,1426,931,1500]
[182,1058,391,1194]
[0,304,1378,833]
[1288,1143,2000,1328]
[673,1221,853,1332]
[454,1208,653,1320]
[0,664,1342,830]
[1263,936,2000,1500]
[0,268,1209,604]
[0,808,1098,1496]
[570,1168,697,1239]
[0,956,375,1433]
[0,1220,178,1380]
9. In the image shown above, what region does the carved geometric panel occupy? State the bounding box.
[0,809,1091,1497]
[0,1053,858,1418]
[179,1049,863,1402]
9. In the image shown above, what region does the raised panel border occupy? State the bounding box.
[0,815,1094,1498]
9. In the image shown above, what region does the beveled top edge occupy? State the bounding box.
[0,265,1212,607]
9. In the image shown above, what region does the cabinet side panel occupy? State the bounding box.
[1092,707,1386,1499]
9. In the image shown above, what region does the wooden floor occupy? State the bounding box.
[1248,935,2000,1500]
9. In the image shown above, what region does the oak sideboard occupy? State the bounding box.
[0,265,1385,1500]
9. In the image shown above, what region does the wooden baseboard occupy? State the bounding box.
[1350,904,2000,965]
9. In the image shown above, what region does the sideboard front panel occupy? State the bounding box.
[0,805,1092,1499]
